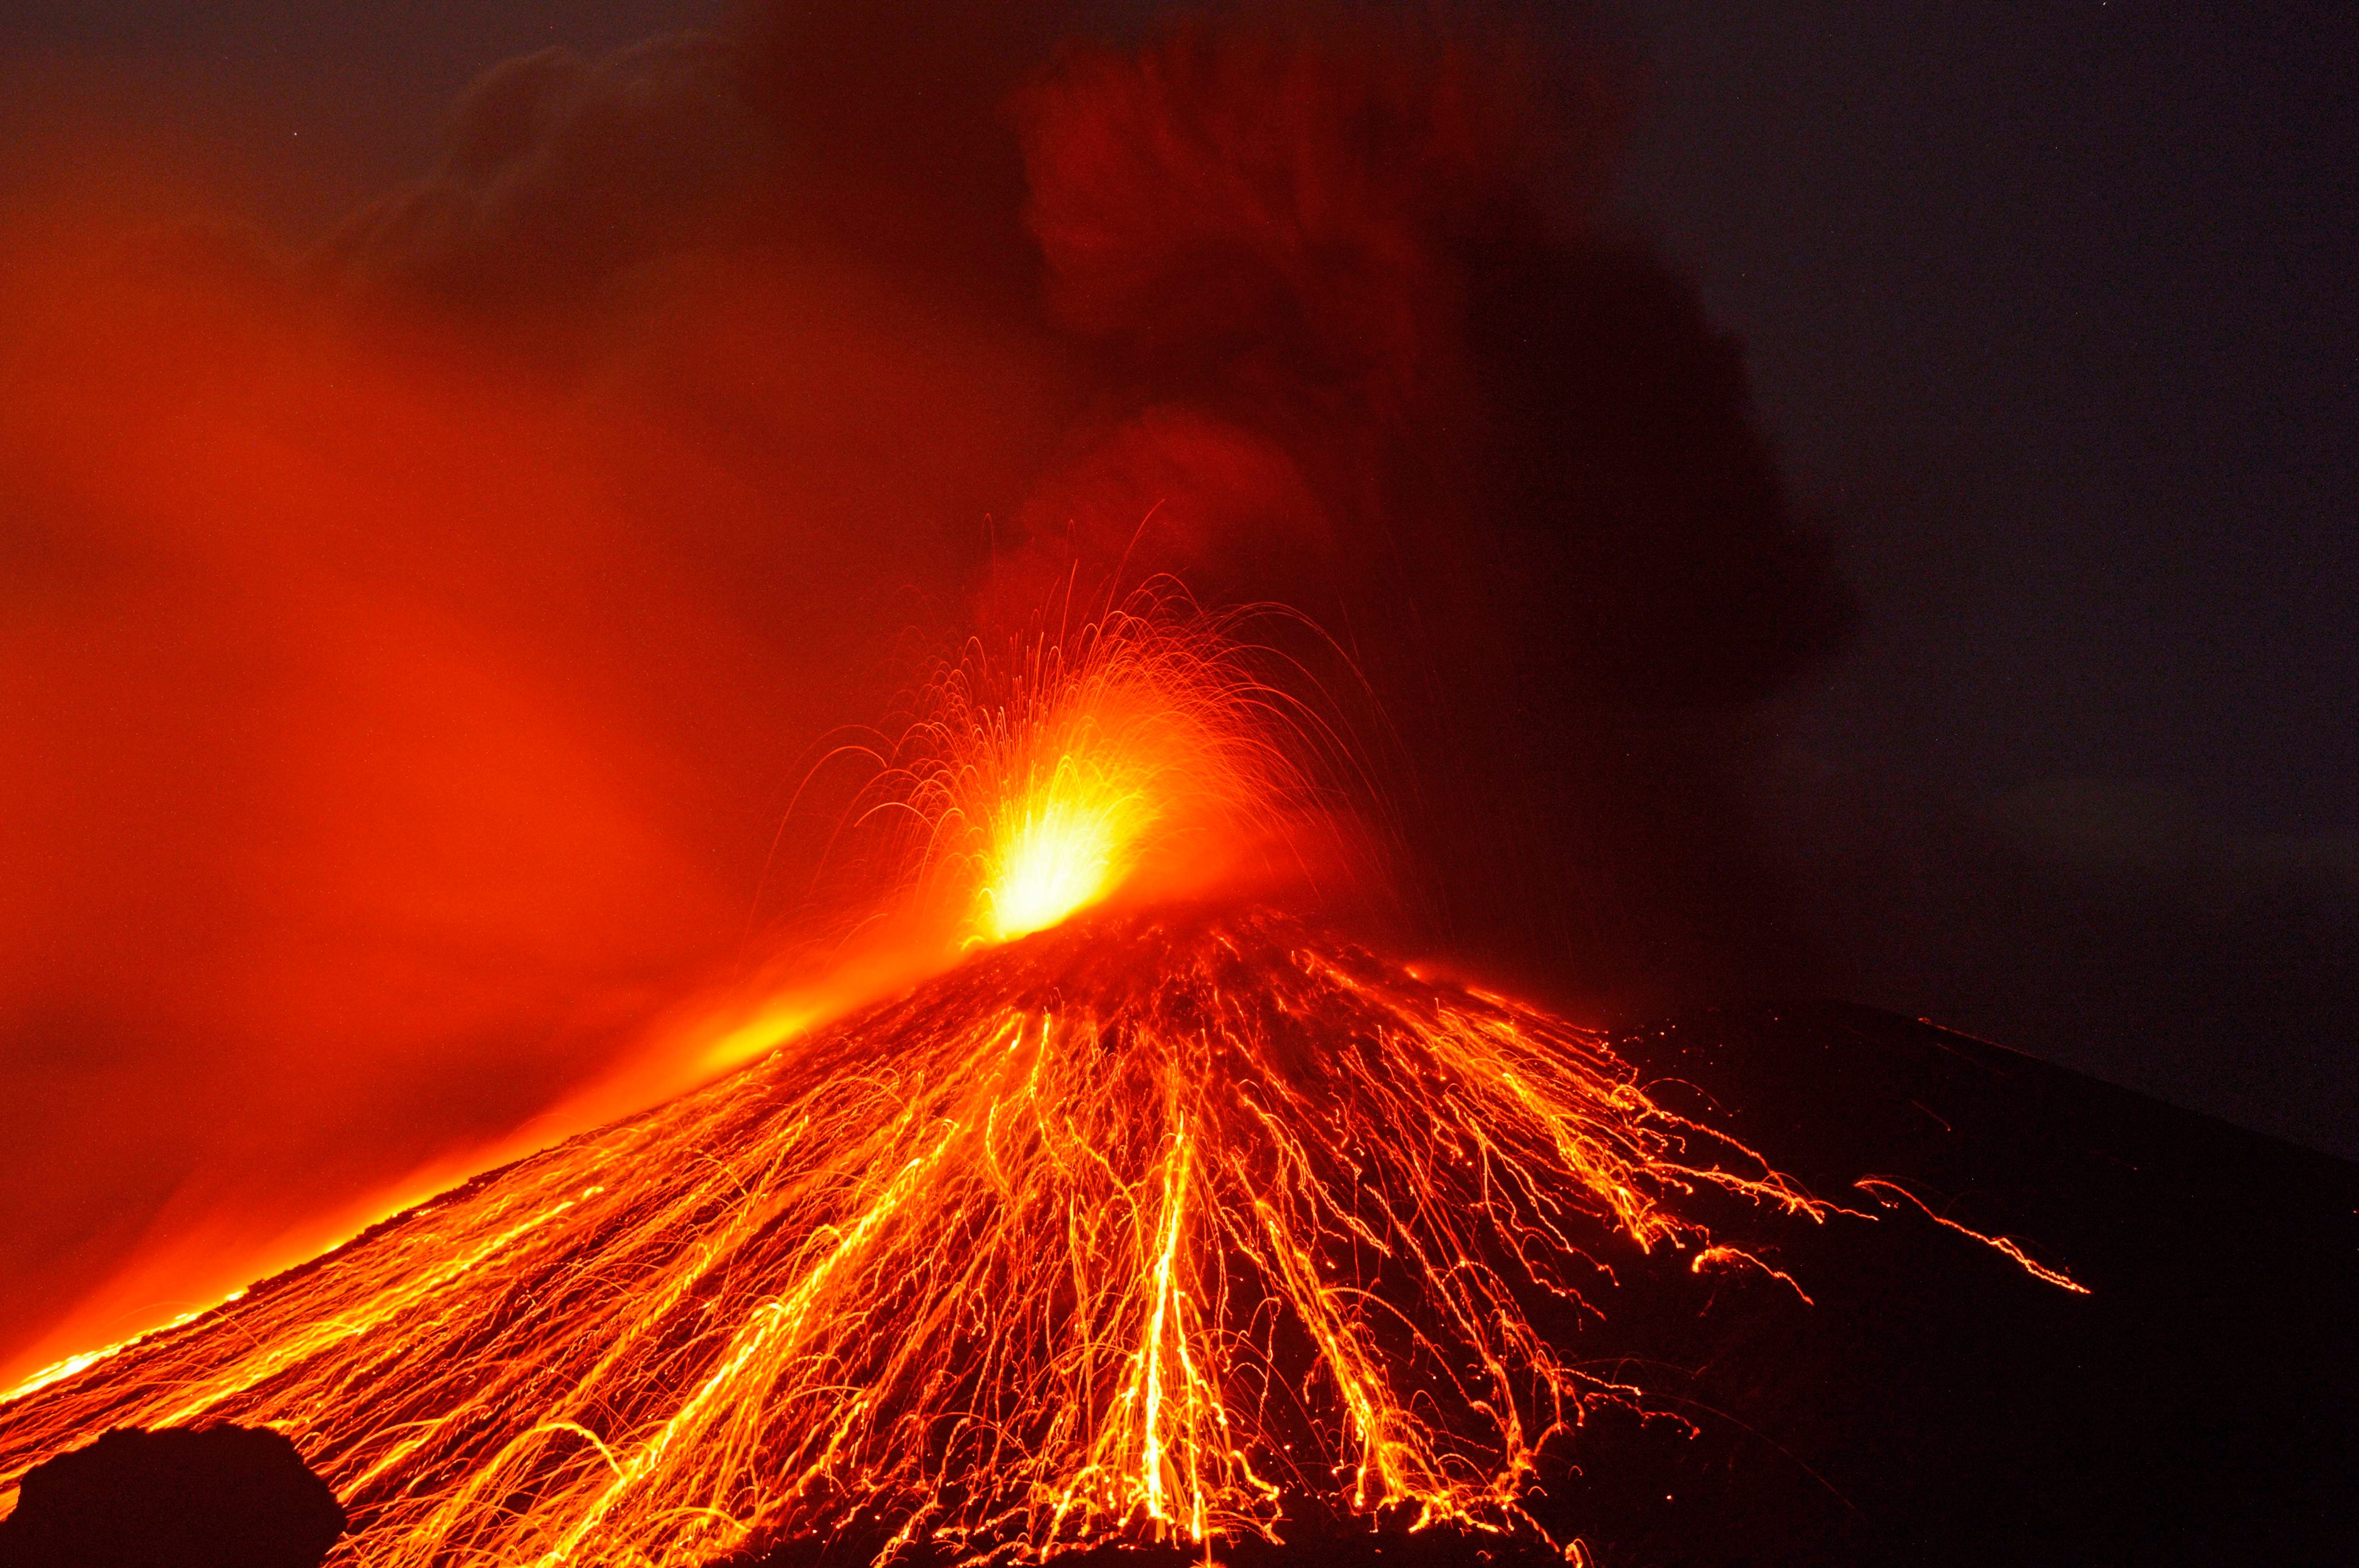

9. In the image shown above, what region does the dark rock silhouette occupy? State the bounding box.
[0,1424,343,1568]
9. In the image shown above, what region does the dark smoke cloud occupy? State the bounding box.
[0,1,1841,1383]
[324,31,776,315]
[998,11,1850,992]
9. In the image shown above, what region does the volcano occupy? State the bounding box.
[3,912,2347,1568]
[1,608,2349,1568]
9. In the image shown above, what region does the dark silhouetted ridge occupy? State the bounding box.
[0,1424,343,1568]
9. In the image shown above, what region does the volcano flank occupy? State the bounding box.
[4,905,2346,1567]
[0,907,1825,1565]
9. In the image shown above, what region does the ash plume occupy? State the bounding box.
[0,0,1844,1395]
[997,9,1853,995]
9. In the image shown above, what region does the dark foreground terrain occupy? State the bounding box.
[1559,1001,2356,1566]
[0,1423,343,1568]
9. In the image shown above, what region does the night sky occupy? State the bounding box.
[1617,3,2359,1157]
[1,0,2349,1313]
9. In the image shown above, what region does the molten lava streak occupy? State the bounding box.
[0,608,2070,1564]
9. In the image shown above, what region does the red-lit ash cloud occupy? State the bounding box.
[0,96,1071,1387]
[0,1,1849,1403]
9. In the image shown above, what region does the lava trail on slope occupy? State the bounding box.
[0,906,1825,1566]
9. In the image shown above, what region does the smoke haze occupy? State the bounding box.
[0,1,1841,1385]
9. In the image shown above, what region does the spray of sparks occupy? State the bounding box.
[846,598,1337,949]
[0,606,2074,1565]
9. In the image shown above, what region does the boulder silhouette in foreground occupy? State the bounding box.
[0,1424,344,1568]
